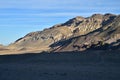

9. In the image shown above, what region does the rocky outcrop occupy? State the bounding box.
[61,14,103,36]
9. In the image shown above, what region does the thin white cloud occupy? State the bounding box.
[0,0,80,9]
[0,0,119,9]
[0,12,83,16]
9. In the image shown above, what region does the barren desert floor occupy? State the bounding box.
[0,50,120,80]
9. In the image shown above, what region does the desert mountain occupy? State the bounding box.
[8,13,120,52]
[51,14,120,52]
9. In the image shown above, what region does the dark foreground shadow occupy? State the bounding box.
[0,50,120,80]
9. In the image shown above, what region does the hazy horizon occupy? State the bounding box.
[0,0,120,45]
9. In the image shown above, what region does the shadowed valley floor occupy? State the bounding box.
[0,50,120,80]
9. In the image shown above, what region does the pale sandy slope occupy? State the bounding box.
[0,47,49,55]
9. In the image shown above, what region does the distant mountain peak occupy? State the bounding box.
[104,13,117,16]
[91,14,103,18]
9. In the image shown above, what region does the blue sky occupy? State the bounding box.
[0,0,120,45]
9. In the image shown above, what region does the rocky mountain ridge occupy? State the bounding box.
[51,14,120,52]
[7,13,120,52]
